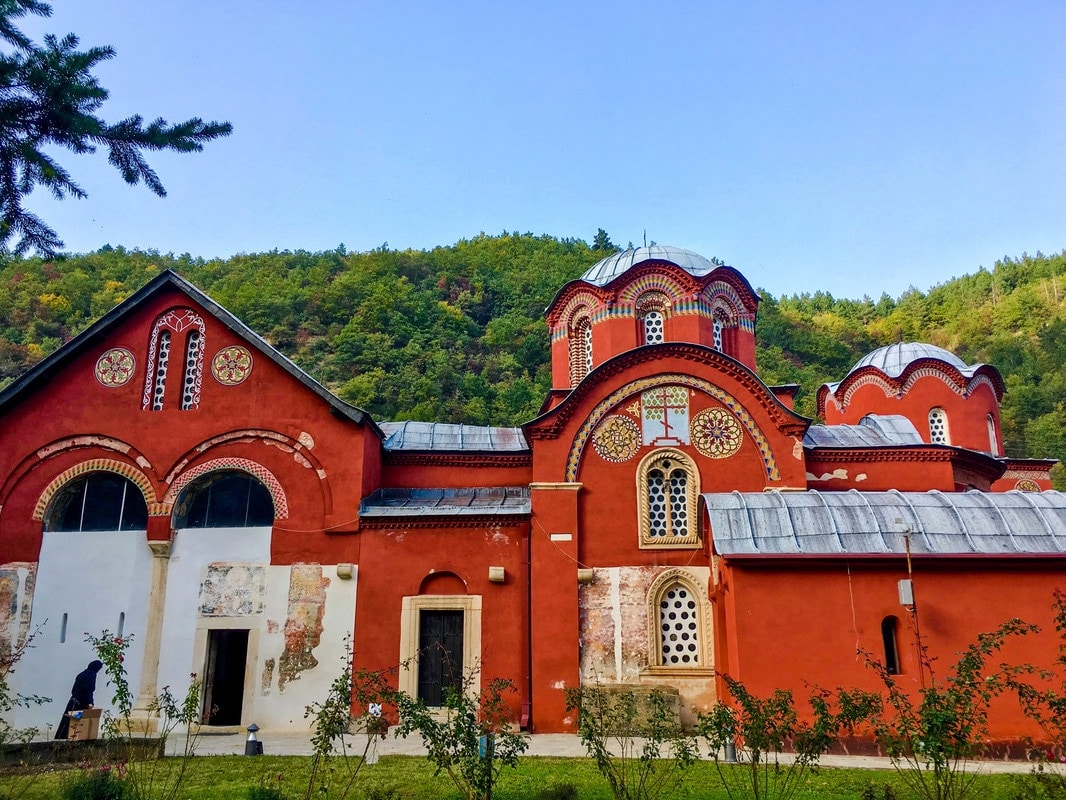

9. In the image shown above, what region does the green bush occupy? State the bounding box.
[61,768,134,800]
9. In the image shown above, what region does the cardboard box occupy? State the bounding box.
[66,708,103,740]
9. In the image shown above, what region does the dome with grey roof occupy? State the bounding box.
[581,245,718,287]
[845,342,975,380]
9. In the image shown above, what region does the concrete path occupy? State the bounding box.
[176,730,1036,774]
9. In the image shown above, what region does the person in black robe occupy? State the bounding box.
[54,660,103,740]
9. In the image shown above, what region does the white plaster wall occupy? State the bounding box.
[157,526,357,731]
[252,563,357,729]
[155,526,272,719]
[13,530,154,736]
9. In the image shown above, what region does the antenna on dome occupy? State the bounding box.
[643,230,647,248]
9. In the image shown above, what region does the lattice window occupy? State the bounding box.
[987,415,999,455]
[637,449,699,548]
[143,308,205,411]
[642,310,664,344]
[712,317,723,351]
[181,329,203,410]
[568,314,593,387]
[658,582,700,666]
[928,407,950,444]
[150,331,171,410]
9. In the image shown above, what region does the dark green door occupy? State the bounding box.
[417,610,463,706]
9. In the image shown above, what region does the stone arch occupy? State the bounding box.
[419,571,467,595]
[617,273,687,305]
[164,458,289,519]
[33,458,158,520]
[565,374,779,483]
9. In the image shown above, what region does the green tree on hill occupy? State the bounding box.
[0,0,232,255]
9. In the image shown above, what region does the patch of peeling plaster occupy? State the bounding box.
[278,564,330,691]
[806,469,849,482]
[792,438,804,459]
[262,658,275,695]
[0,564,35,659]
[298,432,315,449]
[579,567,659,683]
[856,473,867,482]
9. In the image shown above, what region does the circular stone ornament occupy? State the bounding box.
[211,345,253,385]
[592,415,641,462]
[94,348,136,387]
[691,407,743,458]
[1015,479,1041,493]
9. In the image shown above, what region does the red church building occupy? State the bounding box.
[0,245,1062,743]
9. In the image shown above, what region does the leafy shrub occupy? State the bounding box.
[61,767,134,800]
[565,684,698,800]
[697,676,877,800]
[861,617,1037,800]
[534,782,579,800]
[394,673,528,800]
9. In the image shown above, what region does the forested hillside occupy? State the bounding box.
[1,234,1063,482]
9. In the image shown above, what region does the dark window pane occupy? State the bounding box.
[119,486,148,530]
[80,474,126,531]
[49,480,87,531]
[205,474,252,528]
[176,471,274,529]
[246,481,274,526]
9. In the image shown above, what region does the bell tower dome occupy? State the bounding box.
[545,246,760,392]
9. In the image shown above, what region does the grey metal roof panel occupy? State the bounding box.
[859,415,924,444]
[847,342,975,379]
[360,487,530,518]
[379,421,529,453]
[703,490,1066,557]
[803,416,924,449]
[580,246,718,287]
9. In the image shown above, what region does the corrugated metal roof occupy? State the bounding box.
[580,246,718,287]
[702,490,1066,556]
[360,487,531,518]
[379,421,529,452]
[804,415,924,448]
[847,342,976,379]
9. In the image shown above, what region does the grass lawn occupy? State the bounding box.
[0,754,1027,799]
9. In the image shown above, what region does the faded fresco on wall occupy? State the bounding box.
[278,564,330,691]
[198,565,266,616]
[0,564,34,662]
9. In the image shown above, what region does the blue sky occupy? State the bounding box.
[19,2,1066,299]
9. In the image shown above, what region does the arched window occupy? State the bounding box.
[641,310,664,345]
[928,407,950,445]
[149,329,171,411]
[180,329,203,410]
[637,449,700,548]
[568,312,593,387]
[881,616,901,675]
[647,570,708,669]
[174,471,274,528]
[987,415,999,455]
[44,472,148,532]
[142,308,205,411]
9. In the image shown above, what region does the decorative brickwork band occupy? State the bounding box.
[33,459,155,521]
[566,374,779,483]
[163,458,288,519]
